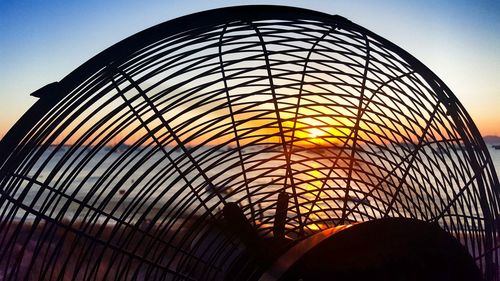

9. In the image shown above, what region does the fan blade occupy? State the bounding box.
[273,192,290,239]
[223,202,260,250]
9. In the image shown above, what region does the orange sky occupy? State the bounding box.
[1,1,499,139]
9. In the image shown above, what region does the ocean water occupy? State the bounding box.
[489,146,500,177]
[1,143,499,224]
[2,144,498,280]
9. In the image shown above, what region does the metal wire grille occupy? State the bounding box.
[0,5,498,281]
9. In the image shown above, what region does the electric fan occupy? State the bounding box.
[0,5,498,281]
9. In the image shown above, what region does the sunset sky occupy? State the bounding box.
[1,0,499,138]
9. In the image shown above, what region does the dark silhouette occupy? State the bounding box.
[0,5,498,281]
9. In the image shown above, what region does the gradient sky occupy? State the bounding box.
[1,0,499,139]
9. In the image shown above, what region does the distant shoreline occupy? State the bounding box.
[483,135,500,144]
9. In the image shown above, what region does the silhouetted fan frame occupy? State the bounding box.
[0,5,498,281]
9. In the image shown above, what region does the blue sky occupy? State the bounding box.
[1,0,499,137]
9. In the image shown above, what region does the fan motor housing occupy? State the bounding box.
[262,218,482,281]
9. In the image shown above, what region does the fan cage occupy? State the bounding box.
[0,5,498,281]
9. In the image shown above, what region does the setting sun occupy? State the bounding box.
[308,128,325,139]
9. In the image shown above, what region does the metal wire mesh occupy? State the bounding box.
[0,5,498,281]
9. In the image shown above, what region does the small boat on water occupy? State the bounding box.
[493,145,500,150]
[345,195,370,204]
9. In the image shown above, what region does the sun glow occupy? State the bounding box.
[308,128,325,139]
[279,115,350,147]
